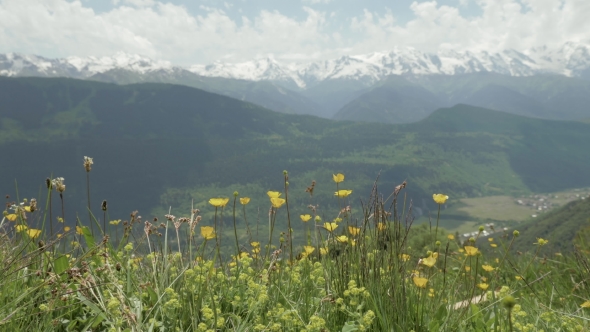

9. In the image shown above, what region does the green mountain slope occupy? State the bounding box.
[511,198,590,253]
[1,77,590,233]
[333,76,444,123]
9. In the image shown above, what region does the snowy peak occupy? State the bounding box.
[0,52,173,78]
[2,41,590,89]
[191,42,590,88]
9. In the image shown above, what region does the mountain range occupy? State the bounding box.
[2,41,590,122]
[1,77,590,230]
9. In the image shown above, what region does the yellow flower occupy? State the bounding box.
[447,234,455,240]
[15,225,28,232]
[303,246,315,255]
[482,265,495,272]
[109,219,121,225]
[76,226,84,235]
[251,241,260,248]
[465,266,471,272]
[267,191,281,198]
[333,217,342,223]
[534,238,549,246]
[464,246,479,256]
[200,226,216,240]
[581,301,590,308]
[64,226,71,232]
[400,254,411,262]
[300,214,312,222]
[27,228,41,239]
[320,247,329,255]
[377,222,387,231]
[208,198,229,208]
[6,214,17,221]
[323,222,338,232]
[336,235,348,243]
[421,256,437,268]
[477,283,489,291]
[515,276,523,280]
[24,206,31,212]
[348,226,360,236]
[413,277,428,288]
[490,243,498,248]
[270,197,286,208]
[332,173,345,183]
[432,194,449,204]
[239,197,251,205]
[334,190,352,198]
[488,238,494,242]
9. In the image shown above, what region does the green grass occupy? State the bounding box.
[2,169,590,331]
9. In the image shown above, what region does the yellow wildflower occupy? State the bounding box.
[270,197,286,208]
[477,283,489,291]
[488,238,494,242]
[251,241,260,248]
[110,219,121,225]
[413,277,428,288]
[534,238,549,246]
[336,235,348,243]
[200,226,216,240]
[6,214,17,221]
[348,226,361,236]
[490,243,498,248]
[27,229,41,239]
[300,214,312,222]
[15,225,27,232]
[334,190,352,198]
[324,222,338,232]
[239,197,251,205]
[303,246,315,255]
[320,247,329,255]
[464,246,479,256]
[400,254,411,262]
[465,266,471,272]
[482,265,495,272]
[332,173,345,183]
[208,198,229,208]
[64,226,71,232]
[432,194,449,204]
[24,206,31,212]
[421,256,437,268]
[377,222,387,231]
[581,301,590,308]
[76,226,84,235]
[267,191,281,198]
[447,234,455,240]
[515,276,523,281]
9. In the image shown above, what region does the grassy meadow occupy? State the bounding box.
[2,164,590,332]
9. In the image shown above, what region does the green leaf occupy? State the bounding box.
[54,255,69,275]
[341,322,359,332]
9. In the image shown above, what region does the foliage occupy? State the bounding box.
[1,168,590,331]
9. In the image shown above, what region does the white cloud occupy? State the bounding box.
[0,0,589,65]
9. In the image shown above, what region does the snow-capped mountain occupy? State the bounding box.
[1,42,590,90]
[190,42,590,89]
[0,52,174,79]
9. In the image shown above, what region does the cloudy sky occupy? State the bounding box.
[0,0,589,65]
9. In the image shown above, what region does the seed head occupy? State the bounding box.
[83,156,93,172]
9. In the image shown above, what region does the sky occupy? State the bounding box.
[0,0,589,66]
